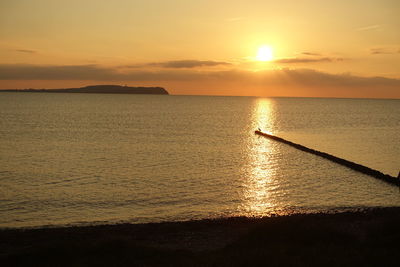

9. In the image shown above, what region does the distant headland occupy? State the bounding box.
[0,85,169,95]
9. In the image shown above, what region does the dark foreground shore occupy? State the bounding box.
[1,207,400,266]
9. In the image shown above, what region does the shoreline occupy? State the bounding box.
[2,207,400,266]
[0,206,393,230]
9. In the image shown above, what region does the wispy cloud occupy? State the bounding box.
[0,64,114,80]
[301,52,321,56]
[357,24,381,31]
[274,57,343,64]
[14,49,37,54]
[124,60,231,69]
[1,63,399,97]
[0,64,398,90]
[370,47,400,55]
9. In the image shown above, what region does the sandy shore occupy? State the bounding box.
[1,207,400,266]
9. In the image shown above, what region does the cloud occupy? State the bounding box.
[274,57,343,64]
[149,60,231,68]
[0,64,221,81]
[15,49,37,54]
[370,47,400,55]
[123,60,231,69]
[357,24,381,31]
[0,64,399,90]
[301,52,321,56]
[1,64,399,98]
[0,64,116,80]
[272,68,399,88]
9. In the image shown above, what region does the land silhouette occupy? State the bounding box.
[0,85,169,95]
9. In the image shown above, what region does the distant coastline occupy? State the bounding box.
[0,85,169,95]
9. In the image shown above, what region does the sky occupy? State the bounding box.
[0,0,399,98]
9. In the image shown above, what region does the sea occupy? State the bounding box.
[0,93,399,228]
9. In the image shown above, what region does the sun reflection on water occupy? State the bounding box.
[240,98,281,216]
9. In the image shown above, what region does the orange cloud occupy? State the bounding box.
[370,47,400,55]
[0,64,399,98]
[14,49,37,54]
[123,60,231,69]
[274,57,344,64]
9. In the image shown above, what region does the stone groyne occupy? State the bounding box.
[255,130,399,187]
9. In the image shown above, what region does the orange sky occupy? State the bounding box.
[0,0,399,98]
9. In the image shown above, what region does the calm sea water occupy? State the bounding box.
[0,93,399,228]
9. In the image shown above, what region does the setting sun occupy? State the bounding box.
[256,46,274,61]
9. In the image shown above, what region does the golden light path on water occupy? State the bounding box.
[240,98,283,216]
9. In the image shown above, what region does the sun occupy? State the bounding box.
[256,45,274,61]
